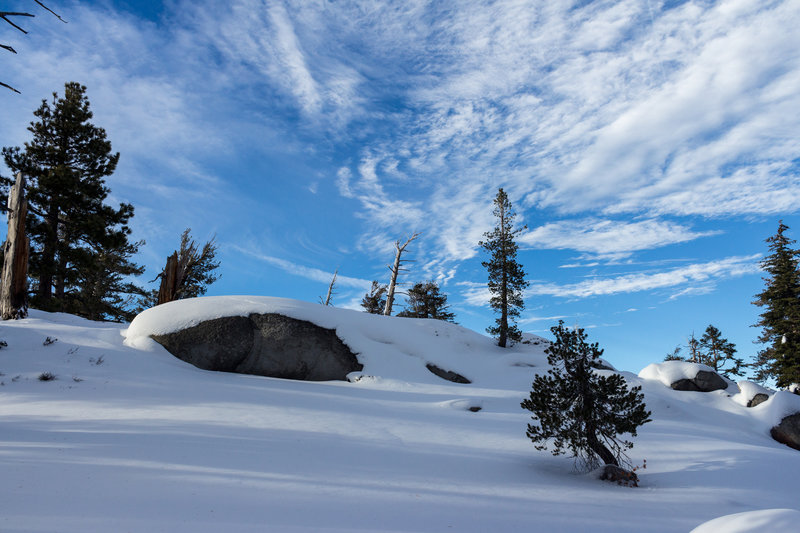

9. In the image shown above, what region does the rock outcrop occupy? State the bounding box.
[425,363,471,384]
[151,313,362,381]
[770,412,800,451]
[670,370,728,392]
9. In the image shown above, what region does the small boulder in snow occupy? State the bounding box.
[770,412,800,451]
[639,361,728,392]
[789,383,800,395]
[425,363,471,384]
[733,381,772,408]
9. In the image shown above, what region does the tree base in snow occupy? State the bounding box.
[598,464,639,487]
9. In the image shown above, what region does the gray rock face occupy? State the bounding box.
[747,393,770,408]
[425,363,471,384]
[151,313,362,381]
[670,370,728,392]
[771,413,800,451]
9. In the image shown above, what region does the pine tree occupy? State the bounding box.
[752,222,800,387]
[139,228,220,308]
[479,188,529,347]
[361,281,387,314]
[1,82,143,320]
[521,321,651,471]
[697,324,744,378]
[397,281,455,322]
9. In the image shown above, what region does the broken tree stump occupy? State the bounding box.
[1,172,29,319]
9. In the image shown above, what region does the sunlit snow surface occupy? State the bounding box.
[1,297,799,532]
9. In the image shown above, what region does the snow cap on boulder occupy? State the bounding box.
[638,361,728,392]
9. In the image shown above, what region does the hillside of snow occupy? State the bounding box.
[1,297,799,533]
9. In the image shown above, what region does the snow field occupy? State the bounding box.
[0,299,798,532]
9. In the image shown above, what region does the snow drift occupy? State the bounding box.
[0,297,798,533]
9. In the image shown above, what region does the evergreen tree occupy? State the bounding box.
[752,222,800,387]
[397,281,455,322]
[479,188,529,347]
[697,324,744,378]
[1,82,143,320]
[139,229,220,309]
[521,321,651,470]
[361,281,387,314]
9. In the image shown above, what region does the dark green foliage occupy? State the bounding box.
[698,324,744,378]
[139,228,220,309]
[361,281,387,314]
[664,345,684,361]
[752,222,800,387]
[521,321,651,470]
[397,281,455,322]
[479,188,529,347]
[664,326,744,378]
[2,82,143,321]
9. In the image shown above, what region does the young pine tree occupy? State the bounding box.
[361,281,387,314]
[479,188,529,347]
[397,281,455,322]
[752,222,800,387]
[697,324,744,378]
[521,321,651,470]
[1,82,143,320]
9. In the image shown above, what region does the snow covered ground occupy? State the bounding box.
[1,297,799,532]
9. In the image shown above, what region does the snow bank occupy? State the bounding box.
[690,509,800,533]
[125,296,548,388]
[638,361,718,387]
[731,381,771,407]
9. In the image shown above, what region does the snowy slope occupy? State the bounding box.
[1,298,799,533]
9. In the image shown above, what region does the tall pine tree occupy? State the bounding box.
[1,82,143,321]
[479,188,529,347]
[397,281,455,322]
[752,222,800,387]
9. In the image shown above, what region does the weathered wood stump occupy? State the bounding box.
[1,172,29,320]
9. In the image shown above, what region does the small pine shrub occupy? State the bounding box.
[43,336,58,346]
[38,372,57,381]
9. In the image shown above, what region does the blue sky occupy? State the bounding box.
[2,0,799,373]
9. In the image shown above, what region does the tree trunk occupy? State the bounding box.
[156,252,180,305]
[586,431,618,466]
[383,232,420,316]
[1,172,29,319]
[37,203,60,303]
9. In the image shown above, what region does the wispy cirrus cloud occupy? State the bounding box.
[518,219,719,260]
[527,254,761,299]
[233,246,371,290]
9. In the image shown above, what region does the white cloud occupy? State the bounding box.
[233,246,372,290]
[526,254,761,299]
[519,219,719,257]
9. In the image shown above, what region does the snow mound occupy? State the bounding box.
[690,508,800,533]
[125,296,549,388]
[732,380,772,407]
[638,360,718,387]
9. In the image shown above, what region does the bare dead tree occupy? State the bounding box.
[319,268,338,306]
[383,232,421,316]
[2,2,66,94]
[1,172,29,319]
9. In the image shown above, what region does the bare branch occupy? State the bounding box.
[33,1,67,23]
[0,81,21,94]
[1,43,17,53]
[0,12,35,34]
